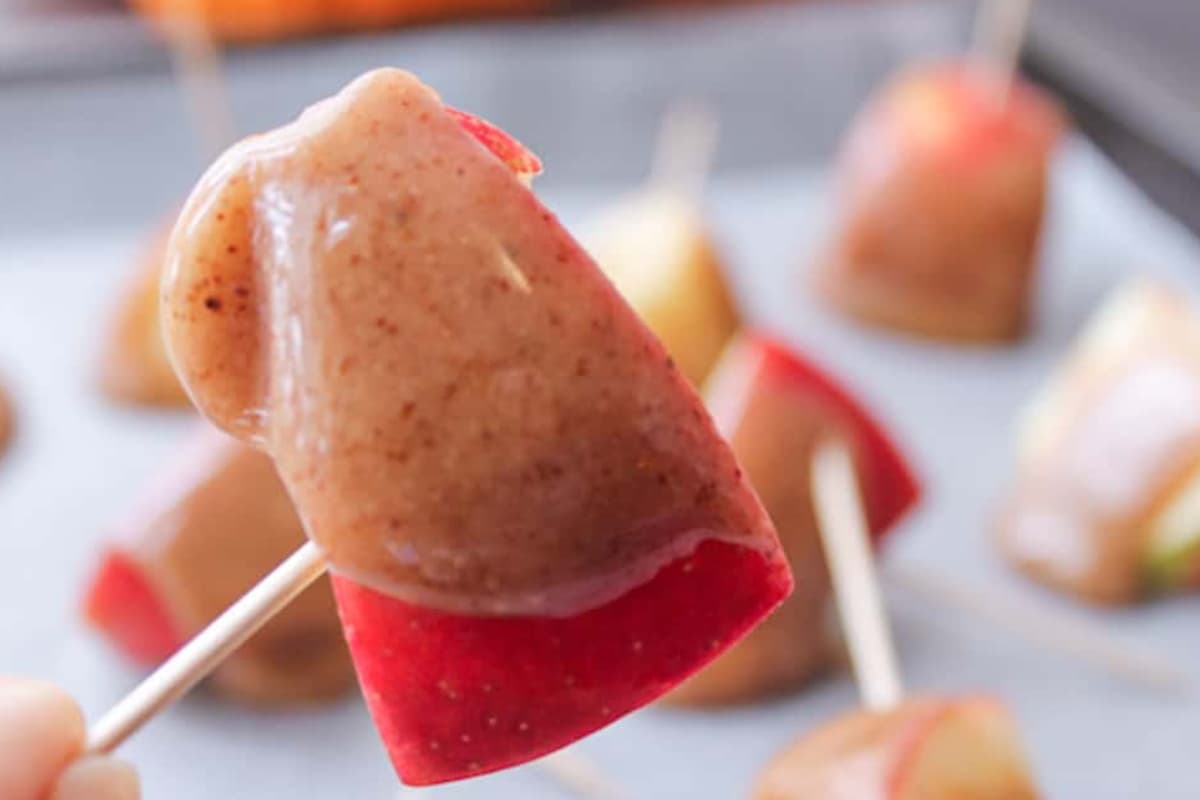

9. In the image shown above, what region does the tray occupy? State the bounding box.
[0,139,1197,798]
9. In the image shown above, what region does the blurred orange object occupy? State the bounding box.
[129,0,550,42]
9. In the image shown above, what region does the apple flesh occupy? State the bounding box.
[665,334,919,705]
[999,281,1200,603]
[83,428,353,705]
[96,219,191,408]
[815,61,1064,343]
[753,695,1040,800]
[585,188,740,386]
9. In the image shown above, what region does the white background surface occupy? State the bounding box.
[0,141,1197,798]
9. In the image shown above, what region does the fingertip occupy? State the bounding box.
[0,678,86,800]
[51,756,140,800]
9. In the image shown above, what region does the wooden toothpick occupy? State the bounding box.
[887,563,1190,694]
[162,1,236,160]
[649,100,719,203]
[539,749,632,800]
[86,542,327,754]
[969,0,1037,109]
[811,439,904,711]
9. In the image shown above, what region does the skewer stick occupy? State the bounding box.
[648,101,719,202]
[969,0,1037,109]
[162,1,236,160]
[886,563,1190,694]
[539,749,632,800]
[811,439,904,711]
[86,542,327,754]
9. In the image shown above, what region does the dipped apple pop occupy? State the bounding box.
[156,69,791,784]
[97,221,191,407]
[586,104,739,387]
[813,60,1064,343]
[666,334,918,705]
[1000,281,1200,604]
[84,426,353,704]
[753,443,1040,799]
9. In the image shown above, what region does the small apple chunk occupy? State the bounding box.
[999,281,1200,603]
[585,188,740,386]
[815,61,1064,343]
[753,695,1039,800]
[664,334,919,706]
[83,427,354,705]
[96,219,191,408]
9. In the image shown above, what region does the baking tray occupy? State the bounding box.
[0,138,1197,798]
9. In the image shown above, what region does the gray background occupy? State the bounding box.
[1,2,1198,797]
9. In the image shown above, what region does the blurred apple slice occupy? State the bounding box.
[83,427,353,705]
[664,334,919,705]
[585,188,740,386]
[96,219,191,408]
[753,695,1039,800]
[1000,280,1200,603]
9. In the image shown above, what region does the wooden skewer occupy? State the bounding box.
[162,1,236,160]
[811,439,904,711]
[539,749,632,800]
[969,0,1037,109]
[886,562,1190,694]
[649,100,719,203]
[86,542,327,754]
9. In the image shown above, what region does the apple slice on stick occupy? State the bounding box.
[752,440,1040,799]
[810,439,904,710]
[586,102,737,388]
[87,73,791,790]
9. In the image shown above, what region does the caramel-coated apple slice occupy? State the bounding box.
[665,334,919,705]
[1000,281,1200,603]
[814,61,1064,343]
[84,426,352,705]
[753,695,1039,800]
[160,69,791,785]
[586,188,740,386]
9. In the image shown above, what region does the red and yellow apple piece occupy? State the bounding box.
[753,695,1040,800]
[665,333,919,705]
[814,61,1064,343]
[585,188,740,386]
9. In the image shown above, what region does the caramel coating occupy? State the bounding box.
[162,69,778,615]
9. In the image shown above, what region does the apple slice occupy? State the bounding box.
[666,334,919,705]
[83,427,353,705]
[753,695,1039,799]
[999,281,1200,603]
[96,219,191,408]
[815,61,1064,343]
[161,69,791,784]
[585,188,740,386]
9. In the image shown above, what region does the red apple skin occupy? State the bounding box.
[446,108,542,178]
[84,548,184,665]
[665,334,919,706]
[815,61,1065,344]
[754,335,919,536]
[333,538,791,786]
